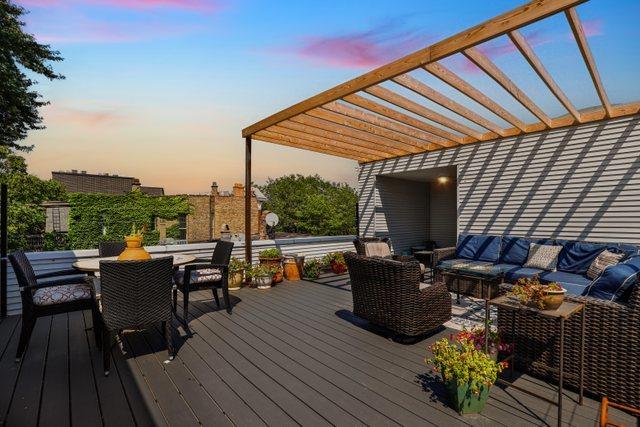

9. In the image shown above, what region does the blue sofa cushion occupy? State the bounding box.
[556,240,618,275]
[504,266,544,282]
[583,255,640,301]
[618,243,640,258]
[500,236,531,265]
[455,234,501,263]
[539,271,592,296]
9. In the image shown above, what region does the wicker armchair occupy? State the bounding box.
[497,283,640,407]
[98,257,174,375]
[173,240,234,317]
[9,250,97,361]
[344,252,451,339]
[98,241,126,257]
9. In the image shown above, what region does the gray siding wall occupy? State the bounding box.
[429,181,457,247]
[375,176,429,254]
[358,115,640,245]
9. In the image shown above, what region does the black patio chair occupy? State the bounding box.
[9,250,98,361]
[98,241,126,257]
[97,257,174,375]
[173,240,234,317]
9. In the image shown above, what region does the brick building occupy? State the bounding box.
[52,170,164,195]
[156,182,266,243]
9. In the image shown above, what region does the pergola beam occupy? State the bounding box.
[242,0,586,137]
[255,130,375,161]
[322,101,454,148]
[424,62,527,131]
[342,94,463,144]
[365,85,483,140]
[463,46,552,127]
[565,7,612,117]
[509,30,581,122]
[392,74,506,136]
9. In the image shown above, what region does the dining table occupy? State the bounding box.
[73,253,196,273]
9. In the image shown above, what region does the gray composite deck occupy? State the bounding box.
[0,277,636,426]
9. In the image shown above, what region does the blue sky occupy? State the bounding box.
[18,0,640,193]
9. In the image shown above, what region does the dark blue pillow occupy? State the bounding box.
[500,236,531,265]
[556,240,616,275]
[456,234,501,263]
[583,255,640,301]
[618,243,640,258]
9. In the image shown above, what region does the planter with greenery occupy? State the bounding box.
[510,277,566,310]
[258,248,283,283]
[427,333,506,414]
[118,225,151,260]
[303,259,322,280]
[229,257,248,290]
[247,264,277,290]
[456,325,513,361]
[323,252,347,274]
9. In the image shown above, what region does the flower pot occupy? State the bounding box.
[330,260,347,274]
[283,255,302,281]
[254,275,273,290]
[444,380,491,415]
[118,236,151,261]
[259,257,283,283]
[541,288,566,310]
[229,271,244,291]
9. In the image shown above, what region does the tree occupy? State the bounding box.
[1,0,64,152]
[258,174,357,236]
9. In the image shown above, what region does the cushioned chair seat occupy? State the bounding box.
[539,271,592,296]
[32,283,92,306]
[503,267,544,282]
[437,259,494,270]
[173,268,222,287]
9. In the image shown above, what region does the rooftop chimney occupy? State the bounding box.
[211,181,218,196]
[71,169,78,174]
[232,183,244,197]
[81,170,87,174]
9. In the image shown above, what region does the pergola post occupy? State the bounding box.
[244,136,252,263]
[1,183,7,318]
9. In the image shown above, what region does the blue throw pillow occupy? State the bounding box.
[556,240,616,275]
[456,234,501,263]
[583,255,640,301]
[500,236,531,265]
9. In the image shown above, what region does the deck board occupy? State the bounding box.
[0,278,637,426]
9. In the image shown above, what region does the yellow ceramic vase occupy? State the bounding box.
[118,236,151,260]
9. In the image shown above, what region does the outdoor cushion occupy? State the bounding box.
[32,283,92,306]
[524,243,562,271]
[618,243,640,258]
[503,267,544,282]
[587,249,625,279]
[539,271,592,296]
[499,236,531,265]
[174,268,222,286]
[455,234,501,263]
[437,259,494,270]
[493,263,522,274]
[583,256,640,301]
[556,240,616,275]
[364,242,392,257]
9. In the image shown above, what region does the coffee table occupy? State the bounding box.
[489,295,586,427]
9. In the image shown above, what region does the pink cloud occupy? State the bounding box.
[86,0,222,12]
[45,105,122,127]
[276,21,435,69]
[570,19,604,39]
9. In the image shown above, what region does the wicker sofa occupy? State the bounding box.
[434,234,640,406]
[344,252,451,339]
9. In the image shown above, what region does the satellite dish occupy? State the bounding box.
[265,212,279,227]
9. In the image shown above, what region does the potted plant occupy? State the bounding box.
[258,248,283,283]
[427,333,506,414]
[456,325,513,361]
[510,277,567,310]
[303,259,322,280]
[323,252,347,274]
[228,257,248,291]
[247,264,277,290]
[118,225,151,260]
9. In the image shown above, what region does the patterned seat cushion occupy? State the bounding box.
[523,243,563,271]
[32,283,92,306]
[173,268,222,286]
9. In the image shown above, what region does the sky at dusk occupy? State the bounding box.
[17,0,640,194]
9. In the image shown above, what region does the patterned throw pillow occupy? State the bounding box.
[587,250,625,279]
[523,243,563,271]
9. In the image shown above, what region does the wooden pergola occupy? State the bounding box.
[241,0,640,261]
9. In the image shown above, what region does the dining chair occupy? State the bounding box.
[9,250,98,361]
[173,240,234,318]
[98,241,126,257]
[97,257,174,375]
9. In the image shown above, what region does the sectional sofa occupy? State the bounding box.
[434,234,640,407]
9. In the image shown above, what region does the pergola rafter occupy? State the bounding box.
[241,0,640,260]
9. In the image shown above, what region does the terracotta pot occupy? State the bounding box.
[254,275,273,290]
[229,271,244,291]
[283,256,302,281]
[541,289,566,310]
[118,236,151,260]
[330,260,347,274]
[259,257,283,283]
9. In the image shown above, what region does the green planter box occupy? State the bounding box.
[445,380,491,414]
